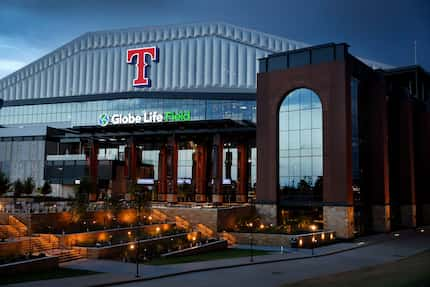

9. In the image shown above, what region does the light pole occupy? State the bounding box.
[130,242,140,278]
[248,222,254,262]
[28,202,32,255]
[310,225,317,256]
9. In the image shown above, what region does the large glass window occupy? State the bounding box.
[0,98,256,127]
[279,88,323,200]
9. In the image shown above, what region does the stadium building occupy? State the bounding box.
[0,23,429,238]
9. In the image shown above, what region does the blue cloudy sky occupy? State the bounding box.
[0,0,429,78]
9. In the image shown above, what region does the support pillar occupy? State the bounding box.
[128,138,137,181]
[323,206,354,239]
[211,134,223,204]
[194,145,207,203]
[157,145,167,201]
[366,74,391,233]
[236,143,248,203]
[166,136,178,203]
[89,141,99,180]
[89,141,99,201]
[371,205,391,232]
[398,101,417,228]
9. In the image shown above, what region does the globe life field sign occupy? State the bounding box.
[98,111,191,127]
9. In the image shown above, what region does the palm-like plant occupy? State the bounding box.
[23,177,35,195]
[0,171,11,196]
[13,179,24,198]
[40,181,52,196]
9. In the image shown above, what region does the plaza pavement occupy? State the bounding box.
[6,228,430,287]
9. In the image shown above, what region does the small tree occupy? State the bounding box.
[40,181,52,196]
[298,179,311,193]
[13,179,24,197]
[70,177,93,224]
[0,171,11,196]
[23,177,35,195]
[106,193,122,227]
[128,181,151,225]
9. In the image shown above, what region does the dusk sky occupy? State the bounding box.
[0,0,429,78]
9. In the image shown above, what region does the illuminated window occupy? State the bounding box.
[279,88,323,196]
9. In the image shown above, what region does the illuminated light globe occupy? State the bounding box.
[98,113,110,127]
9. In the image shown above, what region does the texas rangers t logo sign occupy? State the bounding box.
[127,47,158,87]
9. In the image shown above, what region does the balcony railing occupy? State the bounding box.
[46,154,86,161]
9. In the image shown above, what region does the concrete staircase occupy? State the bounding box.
[196,223,215,238]
[0,215,28,239]
[31,235,58,253]
[151,209,168,222]
[47,248,86,263]
[152,209,218,240]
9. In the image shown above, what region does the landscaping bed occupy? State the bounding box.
[148,248,271,265]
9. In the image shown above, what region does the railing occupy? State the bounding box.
[46,154,86,161]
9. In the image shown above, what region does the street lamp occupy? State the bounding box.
[248,222,254,262]
[310,224,317,256]
[129,242,140,278]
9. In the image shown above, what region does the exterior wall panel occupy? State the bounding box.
[0,23,307,101]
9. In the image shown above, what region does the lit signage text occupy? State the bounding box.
[98,111,191,126]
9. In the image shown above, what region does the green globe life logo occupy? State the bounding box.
[98,113,110,127]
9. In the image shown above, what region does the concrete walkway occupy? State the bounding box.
[7,228,430,287]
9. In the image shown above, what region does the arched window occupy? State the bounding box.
[279,88,323,197]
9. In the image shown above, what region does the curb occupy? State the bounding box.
[88,235,392,287]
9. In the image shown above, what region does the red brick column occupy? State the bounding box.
[211,134,223,203]
[89,141,99,201]
[195,145,207,202]
[398,101,417,227]
[158,145,167,201]
[129,138,137,181]
[416,112,430,224]
[89,141,99,180]
[166,136,178,203]
[237,144,248,203]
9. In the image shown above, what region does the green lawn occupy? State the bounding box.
[282,250,430,287]
[147,248,271,265]
[0,268,100,285]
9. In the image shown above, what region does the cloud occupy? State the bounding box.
[0,59,27,78]
[0,35,48,79]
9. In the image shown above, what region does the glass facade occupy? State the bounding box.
[0,97,256,127]
[278,88,323,194]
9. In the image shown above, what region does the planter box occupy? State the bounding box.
[162,240,228,258]
[221,231,336,248]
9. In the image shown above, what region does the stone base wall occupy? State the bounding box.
[0,239,30,257]
[166,194,177,203]
[221,232,291,246]
[323,206,354,239]
[153,205,252,233]
[56,223,173,247]
[400,204,416,227]
[421,204,430,225]
[80,232,198,259]
[255,203,277,225]
[372,205,391,232]
[221,230,336,248]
